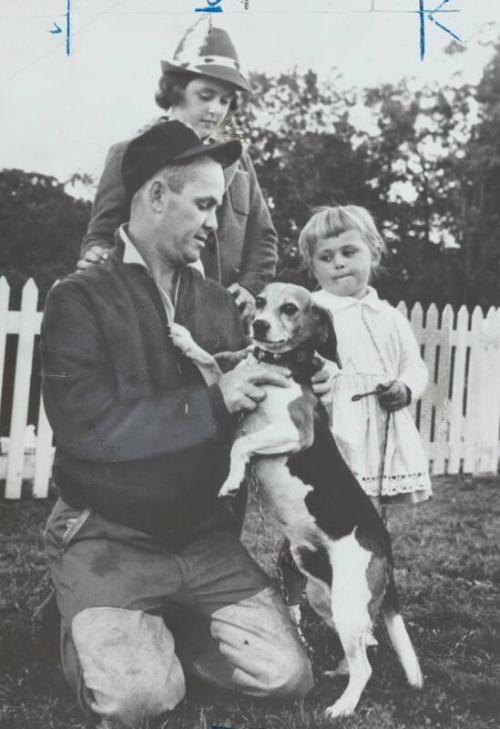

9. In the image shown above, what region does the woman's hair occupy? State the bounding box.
[155,69,239,113]
[298,205,387,270]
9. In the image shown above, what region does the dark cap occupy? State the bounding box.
[122,120,242,199]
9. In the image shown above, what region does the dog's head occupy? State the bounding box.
[252,282,340,365]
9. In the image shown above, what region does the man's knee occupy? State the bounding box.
[247,638,313,698]
[211,586,314,699]
[67,607,185,725]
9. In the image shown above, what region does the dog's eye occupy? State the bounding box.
[255,297,266,310]
[282,303,299,316]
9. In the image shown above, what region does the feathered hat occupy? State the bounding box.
[161,17,252,94]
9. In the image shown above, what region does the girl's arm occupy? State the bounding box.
[393,309,428,401]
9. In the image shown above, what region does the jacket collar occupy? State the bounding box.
[119,224,149,268]
[114,225,205,278]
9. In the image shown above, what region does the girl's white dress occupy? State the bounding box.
[313,286,432,504]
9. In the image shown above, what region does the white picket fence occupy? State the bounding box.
[1,278,500,499]
[398,301,500,475]
[0,278,53,498]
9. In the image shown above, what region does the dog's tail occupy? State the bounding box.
[382,574,424,689]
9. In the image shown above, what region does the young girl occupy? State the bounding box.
[300,204,431,506]
[277,205,431,629]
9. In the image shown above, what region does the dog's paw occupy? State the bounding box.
[218,484,239,498]
[169,323,195,354]
[324,693,358,719]
[218,479,241,498]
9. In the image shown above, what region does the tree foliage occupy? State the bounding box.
[227,41,500,308]
[0,170,90,306]
[1,41,500,309]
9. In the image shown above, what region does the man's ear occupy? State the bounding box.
[149,179,167,211]
[311,304,341,367]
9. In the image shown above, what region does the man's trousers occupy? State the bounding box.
[44,498,313,728]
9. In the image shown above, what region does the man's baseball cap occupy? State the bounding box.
[122,120,242,198]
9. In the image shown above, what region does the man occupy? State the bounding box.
[41,121,313,729]
[80,18,278,317]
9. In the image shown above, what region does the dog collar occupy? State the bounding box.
[253,346,321,384]
[253,346,288,365]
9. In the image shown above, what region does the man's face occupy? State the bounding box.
[157,157,225,267]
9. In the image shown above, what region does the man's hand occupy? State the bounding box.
[228,283,255,318]
[376,380,410,412]
[218,364,291,414]
[76,244,110,271]
[311,357,339,406]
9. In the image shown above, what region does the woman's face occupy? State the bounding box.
[169,77,237,139]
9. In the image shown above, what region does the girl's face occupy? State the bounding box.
[310,230,375,299]
[170,77,236,139]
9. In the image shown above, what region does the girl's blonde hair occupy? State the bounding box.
[298,205,387,270]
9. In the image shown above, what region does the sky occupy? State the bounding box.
[1,0,499,187]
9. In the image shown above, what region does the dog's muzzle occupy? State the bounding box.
[252,319,271,340]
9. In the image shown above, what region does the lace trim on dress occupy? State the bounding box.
[353,471,431,496]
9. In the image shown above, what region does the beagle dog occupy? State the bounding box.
[170,282,423,718]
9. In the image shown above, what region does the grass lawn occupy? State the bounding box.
[1,474,499,729]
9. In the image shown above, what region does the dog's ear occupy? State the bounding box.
[311,304,341,367]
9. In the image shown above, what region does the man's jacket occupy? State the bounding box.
[82,142,278,295]
[40,241,246,543]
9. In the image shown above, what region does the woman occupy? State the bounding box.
[81,18,278,314]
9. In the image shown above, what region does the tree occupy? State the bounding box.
[457,39,500,307]
[230,47,500,308]
[2,41,500,310]
[0,169,90,307]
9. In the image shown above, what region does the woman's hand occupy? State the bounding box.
[376,380,410,412]
[228,283,255,317]
[76,244,110,271]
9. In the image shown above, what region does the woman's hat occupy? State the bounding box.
[161,17,252,94]
[122,120,242,199]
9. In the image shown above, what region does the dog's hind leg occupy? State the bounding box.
[324,537,374,719]
[304,585,351,680]
[324,605,372,718]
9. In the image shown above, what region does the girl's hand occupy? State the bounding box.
[376,380,410,412]
[311,356,339,406]
[76,244,110,271]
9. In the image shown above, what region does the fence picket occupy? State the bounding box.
[33,396,54,498]
[0,278,10,417]
[432,305,453,474]
[475,308,500,473]
[5,280,40,498]
[408,302,424,426]
[463,307,485,474]
[447,307,469,473]
[1,283,500,498]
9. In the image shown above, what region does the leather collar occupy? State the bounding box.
[253,345,321,384]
